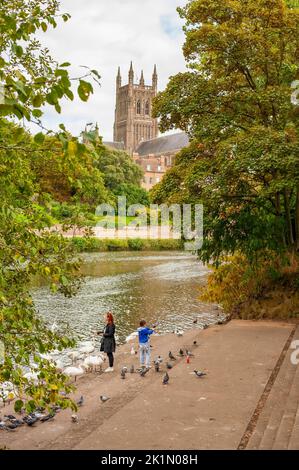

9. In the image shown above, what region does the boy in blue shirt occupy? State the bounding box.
[137,320,155,369]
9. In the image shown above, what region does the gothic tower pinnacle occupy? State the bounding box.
[113,63,159,154]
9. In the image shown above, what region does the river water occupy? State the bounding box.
[32,251,221,346]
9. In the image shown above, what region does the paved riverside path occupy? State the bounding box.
[0,320,297,450]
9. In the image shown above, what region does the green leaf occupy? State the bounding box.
[14,399,24,413]
[34,132,45,144]
[78,80,93,102]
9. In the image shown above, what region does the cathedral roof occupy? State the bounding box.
[136,132,189,156]
[103,141,125,151]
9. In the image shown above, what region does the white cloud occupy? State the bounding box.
[32,0,187,140]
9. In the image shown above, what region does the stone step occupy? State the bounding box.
[288,403,299,449]
[247,326,299,450]
[259,349,298,449]
[272,360,299,449]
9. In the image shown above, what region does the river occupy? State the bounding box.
[32,251,221,346]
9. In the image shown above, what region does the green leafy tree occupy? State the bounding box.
[96,146,143,192]
[153,0,299,264]
[0,1,100,412]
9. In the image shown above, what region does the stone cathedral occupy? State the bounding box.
[113,62,159,154]
[105,63,189,190]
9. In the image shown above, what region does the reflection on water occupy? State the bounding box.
[32,251,220,345]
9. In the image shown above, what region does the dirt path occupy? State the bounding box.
[0,320,294,450]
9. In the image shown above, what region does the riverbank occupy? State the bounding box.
[1,320,298,450]
[71,237,184,252]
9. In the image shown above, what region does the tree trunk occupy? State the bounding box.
[295,186,299,251]
[284,189,294,248]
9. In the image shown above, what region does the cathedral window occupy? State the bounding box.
[145,100,150,115]
[137,100,141,114]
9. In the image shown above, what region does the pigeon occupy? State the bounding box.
[130,365,134,374]
[4,416,23,426]
[100,395,110,403]
[71,414,79,423]
[140,367,149,377]
[77,396,84,407]
[163,372,169,385]
[23,415,38,426]
[169,351,176,361]
[5,422,20,430]
[157,355,163,363]
[40,412,55,422]
[51,405,61,413]
[179,348,184,356]
[154,361,160,372]
[193,319,198,324]
[166,362,173,370]
[122,366,128,373]
[121,369,126,379]
[0,421,12,431]
[194,370,207,378]
[186,349,194,357]
[4,414,17,421]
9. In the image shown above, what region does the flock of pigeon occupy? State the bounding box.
[0,321,211,433]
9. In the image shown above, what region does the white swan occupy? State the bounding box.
[125,331,138,343]
[83,355,104,373]
[63,364,85,382]
[67,350,81,363]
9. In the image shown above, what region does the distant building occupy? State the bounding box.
[110,63,189,190]
[133,132,189,191]
[113,62,158,154]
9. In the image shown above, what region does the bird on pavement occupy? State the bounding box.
[154,361,160,372]
[120,369,126,379]
[0,421,14,431]
[71,414,79,423]
[166,362,173,370]
[100,395,110,403]
[140,367,149,377]
[194,370,207,378]
[163,372,169,385]
[77,396,84,407]
[179,348,184,357]
[40,412,55,422]
[4,416,23,427]
[23,415,38,426]
[186,349,194,357]
[169,351,176,361]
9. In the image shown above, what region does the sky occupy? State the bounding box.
[34,0,187,141]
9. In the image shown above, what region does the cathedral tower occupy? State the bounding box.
[113,63,159,154]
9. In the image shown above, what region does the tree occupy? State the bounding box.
[153,0,299,264]
[96,146,143,193]
[0,1,100,412]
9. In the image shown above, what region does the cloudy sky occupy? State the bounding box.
[35,0,187,141]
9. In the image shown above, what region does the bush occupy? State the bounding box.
[200,252,299,318]
[70,237,183,253]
